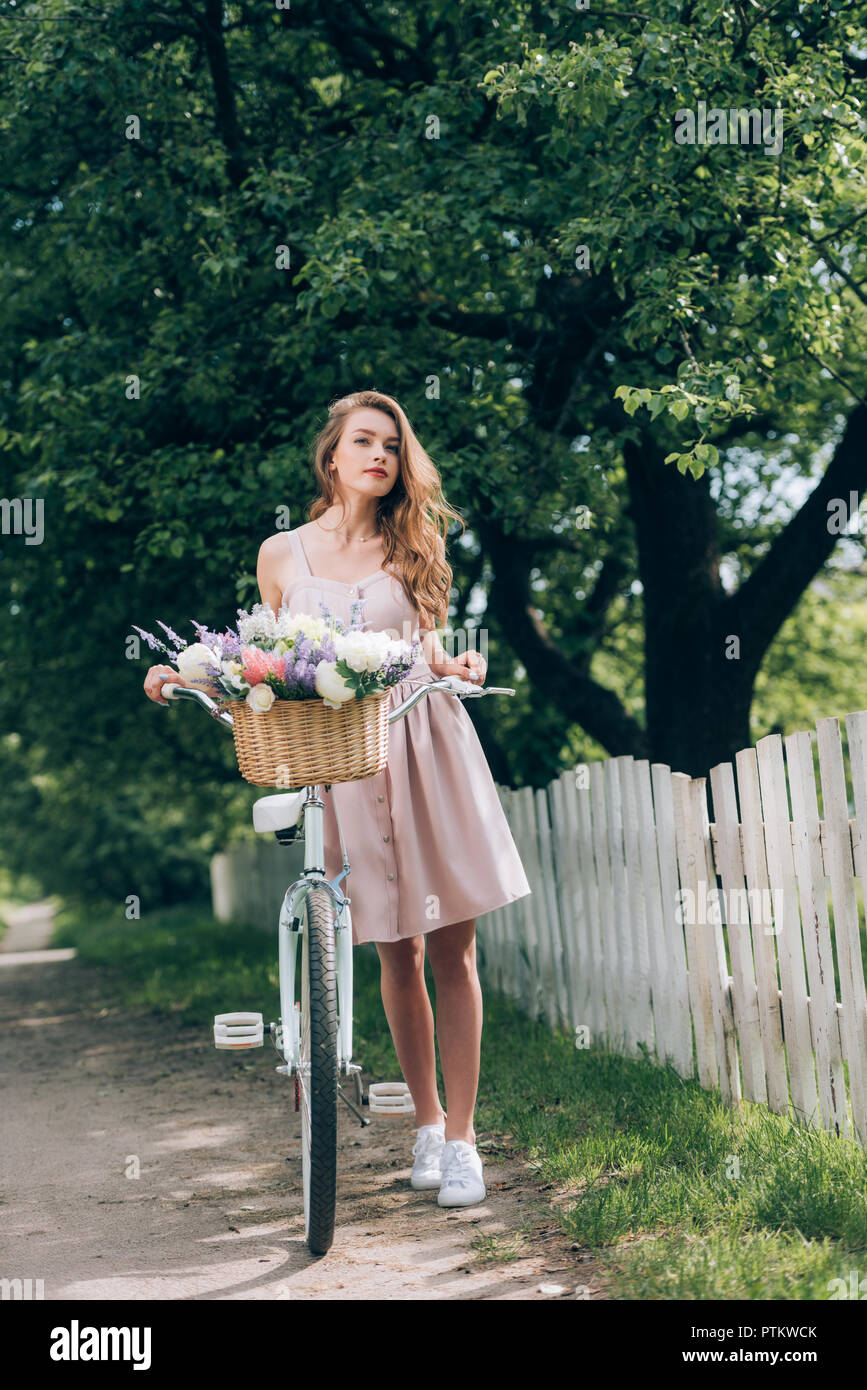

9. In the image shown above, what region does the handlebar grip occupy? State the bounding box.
[160,682,179,700]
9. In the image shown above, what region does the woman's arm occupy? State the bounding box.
[257,533,295,611]
[419,627,486,684]
[419,626,446,672]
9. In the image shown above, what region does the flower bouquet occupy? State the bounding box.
[135,599,422,788]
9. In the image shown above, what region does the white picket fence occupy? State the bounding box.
[211,836,308,934]
[209,708,867,1147]
[478,709,867,1147]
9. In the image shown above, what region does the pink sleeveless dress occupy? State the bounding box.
[282,526,532,946]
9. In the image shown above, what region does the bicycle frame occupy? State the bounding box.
[276,785,355,1077]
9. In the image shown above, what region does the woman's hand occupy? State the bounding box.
[436,650,487,685]
[143,664,198,706]
[419,627,486,684]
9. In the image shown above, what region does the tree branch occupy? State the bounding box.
[730,402,867,665]
[477,516,649,758]
[183,0,249,189]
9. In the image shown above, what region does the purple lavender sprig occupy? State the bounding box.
[155,619,186,652]
[131,624,178,659]
[190,619,242,658]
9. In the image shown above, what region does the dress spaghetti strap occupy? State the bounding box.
[288,527,312,577]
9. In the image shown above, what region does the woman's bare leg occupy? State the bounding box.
[424,919,481,1145]
[375,936,446,1129]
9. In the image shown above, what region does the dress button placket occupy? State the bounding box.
[375,771,398,935]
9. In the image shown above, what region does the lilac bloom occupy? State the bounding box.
[131,624,174,656]
[155,619,186,651]
[190,620,242,658]
[296,661,317,695]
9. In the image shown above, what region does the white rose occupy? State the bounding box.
[367,632,392,671]
[335,630,391,674]
[246,682,275,712]
[219,658,247,695]
[314,660,356,709]
[334,632,371,674]
[177,642,222,693]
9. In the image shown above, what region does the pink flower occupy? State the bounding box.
[239,646,283,686]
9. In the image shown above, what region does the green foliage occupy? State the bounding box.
[1,0,865,897]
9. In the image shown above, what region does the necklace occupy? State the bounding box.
[315,517,381,543]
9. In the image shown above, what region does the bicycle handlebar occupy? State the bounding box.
[387,675,515,722]
[158,673,514,729]
[159,684,236,728]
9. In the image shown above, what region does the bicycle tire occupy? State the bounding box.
[298,885,339,1255]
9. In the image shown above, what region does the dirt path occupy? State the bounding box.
[0,932,609,1301]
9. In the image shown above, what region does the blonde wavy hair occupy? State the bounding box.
[306,390,465,631]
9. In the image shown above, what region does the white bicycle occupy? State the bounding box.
[161,674,515,1255]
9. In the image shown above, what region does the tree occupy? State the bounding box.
[1,0,865,901]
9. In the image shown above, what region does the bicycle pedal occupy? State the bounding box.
[214,1012,264,1049]
[368,1081,415,1115]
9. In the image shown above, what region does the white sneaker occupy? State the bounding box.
[437,1139,486,1207]
[410,1122,446,1190]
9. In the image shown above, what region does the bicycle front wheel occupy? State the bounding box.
[299,885,339,1255]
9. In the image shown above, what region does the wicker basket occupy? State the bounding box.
[229,689,391,788]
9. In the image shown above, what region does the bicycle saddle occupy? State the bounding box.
[252,790,307,834]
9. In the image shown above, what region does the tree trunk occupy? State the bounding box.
[620,434,753,775]
[622,404,867,777]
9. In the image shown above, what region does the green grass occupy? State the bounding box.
[54,899,282,1025]
[474,999,867,1298]
[55,899,867,1300]
[469,1225,534,1263]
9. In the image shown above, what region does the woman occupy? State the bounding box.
[143,389,532,1208]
